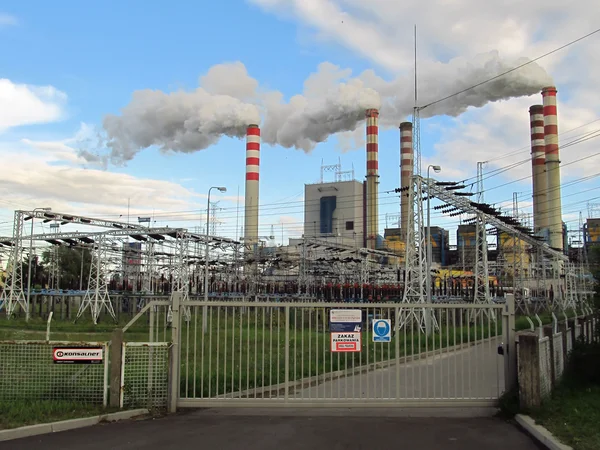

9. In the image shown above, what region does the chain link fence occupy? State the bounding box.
[122,342,170,411]
[0,341,108,405]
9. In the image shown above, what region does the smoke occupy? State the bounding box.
[361,50,553,125]
[261,78,381,152]
[103,88,261,163]
[97,50,552,163]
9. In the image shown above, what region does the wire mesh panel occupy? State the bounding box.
[0,341,108,405]
[176,301,505,407]
[122,342,169,411]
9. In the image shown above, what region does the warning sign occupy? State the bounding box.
[331,332,361,352]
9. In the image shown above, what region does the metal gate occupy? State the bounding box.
[168,295,515,409]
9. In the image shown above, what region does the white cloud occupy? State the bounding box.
[0,13,17,27]
[0,79,66,131]
[249,0,600,224]
[0,125,210,233]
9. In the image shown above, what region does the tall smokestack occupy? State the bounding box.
[399,122,413,242]
[529,105,547,233]
[541,87,563,251]
[366,109,379,250]
[245,125,260,249]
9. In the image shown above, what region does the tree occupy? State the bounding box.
[42,246,93,290]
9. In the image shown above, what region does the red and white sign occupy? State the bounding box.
[53,347,103,364]
[331,332,361,352]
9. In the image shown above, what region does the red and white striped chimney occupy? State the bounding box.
[366,109,379,250]
[399,122,413,242]
[529,105,547,233]
[541,87,563,250]
[245,125,260,248]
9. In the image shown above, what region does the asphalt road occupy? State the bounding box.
[294,337,504,401]
[0,411,539,450]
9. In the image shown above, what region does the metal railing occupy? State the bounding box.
[170,300,507,408]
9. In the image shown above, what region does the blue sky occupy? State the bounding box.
[0,0,598,246]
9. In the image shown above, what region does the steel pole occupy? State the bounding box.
[426,166,432,304]
[26,217,34,321]
[202,188,213,333]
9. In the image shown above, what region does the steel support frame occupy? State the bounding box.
[76,234,116,324]
[0,211,26,317]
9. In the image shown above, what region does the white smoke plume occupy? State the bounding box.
[98,50,552,163]
[103,88,261,164]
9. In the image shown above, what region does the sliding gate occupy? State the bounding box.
[170,297,512,409]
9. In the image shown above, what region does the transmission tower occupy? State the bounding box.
[399,106,437,333]
[76,235,116,324]
[472,162,493,321]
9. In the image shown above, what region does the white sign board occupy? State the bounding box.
[330,309,362,324]
[372,319,392,343]
[331,332,361,352]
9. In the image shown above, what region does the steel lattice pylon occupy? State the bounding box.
[168,230,190,321]
[399,108,437,333]
[76,235,116,324]
[0,211,26,317]
[142,241,155,294]
[470,163,494,322]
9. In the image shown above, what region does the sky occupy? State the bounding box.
[0,0,599,248]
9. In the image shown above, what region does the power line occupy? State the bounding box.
[419,27,600,111]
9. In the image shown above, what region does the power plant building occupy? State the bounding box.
[303,180,365,247]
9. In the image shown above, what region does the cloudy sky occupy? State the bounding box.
[0,1,599,246]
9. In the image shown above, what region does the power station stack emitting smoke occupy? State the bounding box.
[529,105,547,233]
[541,86,563,251]
[365,109,380,250]
[399,122,414,242]
[245,125,261,250]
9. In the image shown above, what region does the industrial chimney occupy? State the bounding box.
[365,109,380,250]
[529,105,547,233]
[541,87,563,251]
[245,125,260,250]
[399,122,413,243]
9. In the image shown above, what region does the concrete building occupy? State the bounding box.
[584,218,600,248]
[457,224,477,268]
[304,180,365,247]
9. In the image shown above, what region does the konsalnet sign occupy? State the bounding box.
[53,347,104,364]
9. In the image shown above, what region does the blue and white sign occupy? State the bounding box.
[329,309,362,333]
[372,319,391,343]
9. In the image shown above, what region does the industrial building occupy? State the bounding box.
[584,218,600,248]
[303,180,365,248]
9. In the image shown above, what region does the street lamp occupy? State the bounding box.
[203,187,226,333]
[26,207,52,321]
[426,165,441,307]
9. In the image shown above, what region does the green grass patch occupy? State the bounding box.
[531,383,600,450]
[0,400,118,430]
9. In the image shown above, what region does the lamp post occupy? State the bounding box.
[26,207,52,321]
[426,165,441,306]
[203,186,227,333]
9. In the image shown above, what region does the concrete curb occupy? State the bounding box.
[515,414,572,450]
[0,408,149,442]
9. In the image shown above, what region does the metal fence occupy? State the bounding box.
[121,342,170,411]
[170,300,506,408]
[0,340,108,406]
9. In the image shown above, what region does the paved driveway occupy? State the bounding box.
[1,410,539,450]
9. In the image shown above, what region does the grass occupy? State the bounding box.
[530,382,600,450]
[0,400,119,430]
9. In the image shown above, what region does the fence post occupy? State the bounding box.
[284,305,290,403]
[109,328,124,408]
[168,292,181,413]
[503,293,517,393]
